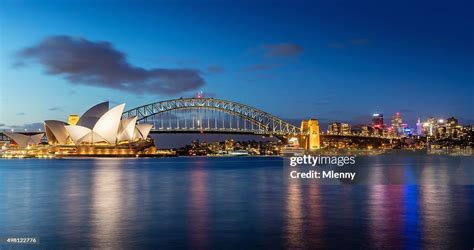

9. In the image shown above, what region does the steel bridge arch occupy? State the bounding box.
[122,97,303,135]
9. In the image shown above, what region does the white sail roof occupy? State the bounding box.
[117,116,137,142]
[44,120,69,145]
[65,125,92,145]
[134,123,153,140]
[4,132,44,148]
[92,104,125,144]
[76,101,109,129]
[44,102,153,146]
[76,131,107,144]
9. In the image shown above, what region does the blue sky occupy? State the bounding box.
[0,0,473,131]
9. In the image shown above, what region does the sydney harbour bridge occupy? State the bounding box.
[122,97,303,136]
[120,97,392,148]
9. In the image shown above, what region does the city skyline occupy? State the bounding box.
[1,0,473,130]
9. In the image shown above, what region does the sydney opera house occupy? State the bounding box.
[2,102,160,157]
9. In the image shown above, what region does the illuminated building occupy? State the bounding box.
[372,114,384,129]
[422,117,436,136]
[68,114,79,125]
[361,125,370,136]
[391,112,404,136]
[44,102,151,145]
[3,102,157,157]
[446,117,462,138]
[416,118,422,135]
[43,102,153,146]
[327,122,351,135]
[300,119,320,150]
[447,117,458,127]
[224,139,234,151]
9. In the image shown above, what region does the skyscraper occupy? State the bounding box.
[391,112,403,136]
[372,114,384,128]
[416,118,422,135]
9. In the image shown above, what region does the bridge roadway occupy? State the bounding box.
[149,128,287,136]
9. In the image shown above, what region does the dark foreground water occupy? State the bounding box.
[0,156,473,249]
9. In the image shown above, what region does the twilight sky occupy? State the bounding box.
[0,0,473,132]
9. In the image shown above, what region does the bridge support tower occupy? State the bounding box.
[300,119,321,150]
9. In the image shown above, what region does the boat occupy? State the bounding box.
[228,150,249,156]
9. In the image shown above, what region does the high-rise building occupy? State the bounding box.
[423,117,436,136]
[447,117,458,127]
[372,114,384,128]
[361,125,370,136]
[415,118,422,135]
[391,112,404,136]
[327,122,351,135]
[446,117,461,138]
[327,122,338,135]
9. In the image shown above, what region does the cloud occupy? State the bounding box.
[207,65,224,74]
[16,112,26,116]
[351,38,369,45]
[49,107,64,111]
[15,35,205,95]
[261,43,303,58]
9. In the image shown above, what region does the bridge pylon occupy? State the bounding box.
[299,119,321,150]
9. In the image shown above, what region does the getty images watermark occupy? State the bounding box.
[284,154,474,185]
[285,155,358,184]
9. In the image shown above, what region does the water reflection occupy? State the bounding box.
[306,183,324,247]
[420,184,451,249]
[0,157,472,248]
[285,180,303,248]
[187,161,209,249]
[90,159,138,249]
[61,167,91,247]
[368,184,404,248]
[403,185,421,248]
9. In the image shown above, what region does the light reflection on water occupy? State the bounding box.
[188,161,209,250]
[0,156,473,249]
[90,160,127,249]
[285,180,303,249]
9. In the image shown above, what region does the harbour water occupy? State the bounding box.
[0,156,473,249]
